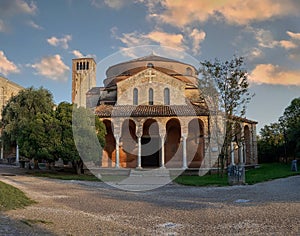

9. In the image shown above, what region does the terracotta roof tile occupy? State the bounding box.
[95,104,209,117]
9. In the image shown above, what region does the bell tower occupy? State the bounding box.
[72,58,96,107]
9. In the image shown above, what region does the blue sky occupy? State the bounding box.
[0,0,300,131]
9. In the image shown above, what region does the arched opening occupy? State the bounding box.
[120,119,137,168]
[142,119,160,167]
[164,88,170,105]
[82,62,86,70]
[165,119,181,168]
[149,88,153,105]
[102,120,115,167]
[133,88,138,105]
[147,62,154,68]
[234,123,242,164]
[86,61,89,70]
[187,118,205,168]
[186,67,192,76]
[244,125,251,164]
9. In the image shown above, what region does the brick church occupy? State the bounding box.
[72,55,257,169]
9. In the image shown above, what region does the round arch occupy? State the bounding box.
[102,119,116,167]
[165,118,182,167]
[187,118,205,168]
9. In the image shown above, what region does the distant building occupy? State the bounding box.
[72,55,258,169]
[0,76,24,119]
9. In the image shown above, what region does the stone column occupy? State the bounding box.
[160,134,165,168]
[136,136,142,169]
[230,141,235,165]
[115,135,120,168]
[182,135,187,169]
[239,143,243,164]
[16,144,19,166]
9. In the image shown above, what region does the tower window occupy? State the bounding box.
[83,62,85,70]
[133,88,138,105]
[76,62,79,70]
[86,62,89,70]
[80,62,82,70]
[149,88,153,105]
[164,88,170,105]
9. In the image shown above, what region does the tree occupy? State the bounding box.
[258,123,285,162]
[279,97,300,159]
[1,87,56,168]
[55,102,106,174]
[199,56,253,173]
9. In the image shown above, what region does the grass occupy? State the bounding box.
[0,181,35,211]
[175,163,299,186]
[26,171,101,181]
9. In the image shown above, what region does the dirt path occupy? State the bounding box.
[0,165,299,235]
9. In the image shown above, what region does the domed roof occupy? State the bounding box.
[105,54,198,78]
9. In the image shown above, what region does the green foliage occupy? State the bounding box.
[0,181,35,211]
[1,87,56,160]
[1,89,106,172]
[175,163,299,186]
[259,97,300,162]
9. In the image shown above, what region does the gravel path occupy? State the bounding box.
[0,165,299,235]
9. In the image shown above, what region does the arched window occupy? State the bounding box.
[76,62,79,70]
[149,88,153,105]
[83,62,86,70]
[186,67,192,75]
[86,62,89,70]
[147,63,154,68]
[164,88,170,105]
[80,62,82,70]
[133,88,138,105]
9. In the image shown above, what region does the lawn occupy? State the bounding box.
[175,163,299,186]
[0,181,35,211]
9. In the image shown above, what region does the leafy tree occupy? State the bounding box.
[279,97,300,159]
[199,56,253,173]
[55,102,106,174]
[1,87,56,168]
[257,123,285,162]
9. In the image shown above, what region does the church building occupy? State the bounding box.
[72,55,258,169]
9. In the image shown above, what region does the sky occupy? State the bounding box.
[0,0,300,132]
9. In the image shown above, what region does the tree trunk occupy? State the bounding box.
[34,159,39,169]
[73,160,83,175]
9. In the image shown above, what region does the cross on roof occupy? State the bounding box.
[145,69,156,83]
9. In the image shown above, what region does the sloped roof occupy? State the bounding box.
[95,104,209,117]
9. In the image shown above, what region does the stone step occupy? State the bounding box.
[130,168,170,177]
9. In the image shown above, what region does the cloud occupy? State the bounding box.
[71,50,96,59]
[112,27,205,56]
[91,0,130,9]
[47,35,72,49]
[31,55,69,81]
[189,28,206,55]
[250,64,300,86]
[0,51,20,76]
[0,20,6,32]
[287,31,300,40]
[0,0,37,16]
[72,50,84,58]
[143,0,300,27]
[27,20,43,30]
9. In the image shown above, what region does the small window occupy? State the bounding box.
[76,62,79,70]
[86,62,89,70]
[80,62,82,70]
[133,88,138,105]
[83,62,86,70]
[149,88,153,105]
[164,88,170,105]
[186,67,192,75]
[147,63,154,68]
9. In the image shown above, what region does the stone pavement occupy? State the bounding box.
[0,164,299,235]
